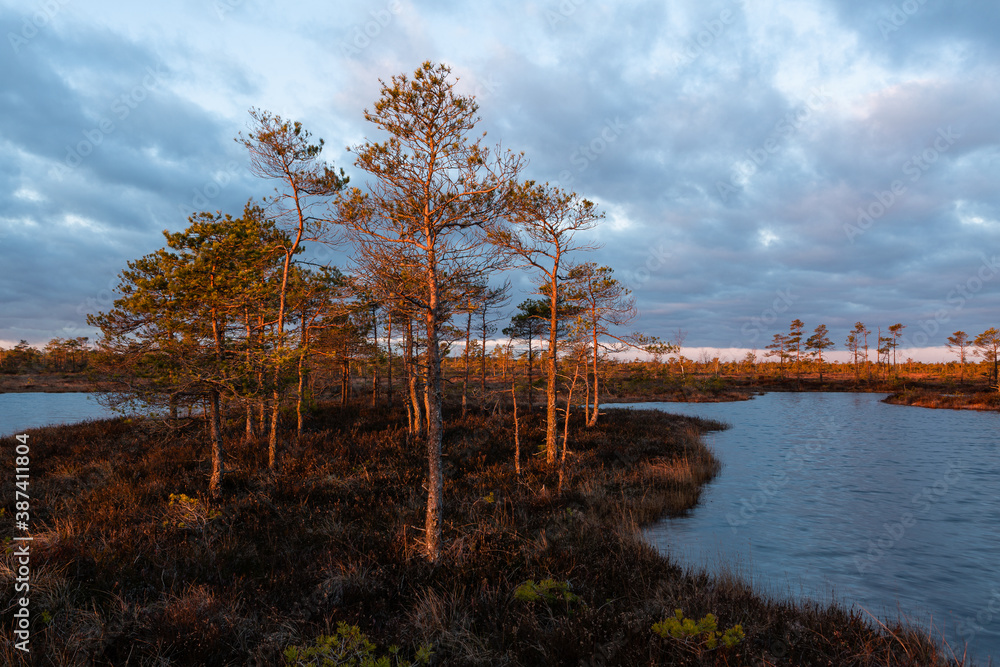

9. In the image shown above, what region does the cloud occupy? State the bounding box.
[1,0,998,360]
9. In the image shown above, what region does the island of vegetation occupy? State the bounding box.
[2,406,967,665]
[1,62,987,665]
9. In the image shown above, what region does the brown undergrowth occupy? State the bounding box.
[884,388,1000,411]
[0,405,968,665]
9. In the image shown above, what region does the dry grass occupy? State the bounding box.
[885,388,1000,411]
[0,404,971,665]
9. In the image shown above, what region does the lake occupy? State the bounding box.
[0,392,119,438]
[3,390,996,660]
[612,393,1000,664]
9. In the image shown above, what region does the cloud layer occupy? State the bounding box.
[1,0,998,361]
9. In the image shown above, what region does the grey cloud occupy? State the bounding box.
[2,0,999,357]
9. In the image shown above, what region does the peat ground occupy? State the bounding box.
[0,404,970,665]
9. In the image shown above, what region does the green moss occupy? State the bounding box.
[513,578,581,606]
[652,608,745,652]
[283,622,431,667]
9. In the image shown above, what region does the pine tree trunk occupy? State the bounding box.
[269,387,280,471]
[297,352,306,438]
[245,402,255,440]
[588,329,600,426]
[298,308,308,438]
[209,389,224,496]
[407,318,422,435]
[511,383,521,476]
[403,329,414,433]
[462,312,471,417]
[341,343,350,407]
[546,277,559,464]
[526,337,533,412]
[480,308,488,409]
[558,361,581,494]
[386,311,393,407]
[424,284,444,561]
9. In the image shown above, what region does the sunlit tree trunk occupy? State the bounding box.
[406,317,422,435]
[462,311,472,417]
[589,329,600,426]
[209,388,224,496]
[480,306,489,409]
[297,353,307,436]
[558,359,582,494]
[423,259,444,559]
[386,310,393,407]
[511,381,521,476]
[340,339,350,406]
[546,265,560,463]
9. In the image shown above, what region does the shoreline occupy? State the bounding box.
[603,375,1000,412]
[0,373,110,394]
[6,370,998,411]
[0,404,965,664]
[8,372,998,416]
[882,388,1000,412]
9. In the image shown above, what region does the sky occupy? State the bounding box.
[1,0,998,363]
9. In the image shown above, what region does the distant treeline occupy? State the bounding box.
[753,319,998,385]
[0,337,94,373]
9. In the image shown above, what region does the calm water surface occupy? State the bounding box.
[613,393,1000,663]
[0,392,118,438]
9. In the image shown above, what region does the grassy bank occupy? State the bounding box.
[0,373,107,394]
[605,372,1000,411]
[602,375,758,403]
[883,388,1000,411]
[599,373,903,404]
[1,405,965,665]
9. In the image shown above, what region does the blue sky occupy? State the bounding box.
[1,0,998,362]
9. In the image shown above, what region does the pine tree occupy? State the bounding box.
[492,183,601,462]
[335,62,524,560]
[805,324,834,382]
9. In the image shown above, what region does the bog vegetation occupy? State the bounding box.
[0,407,965,665]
